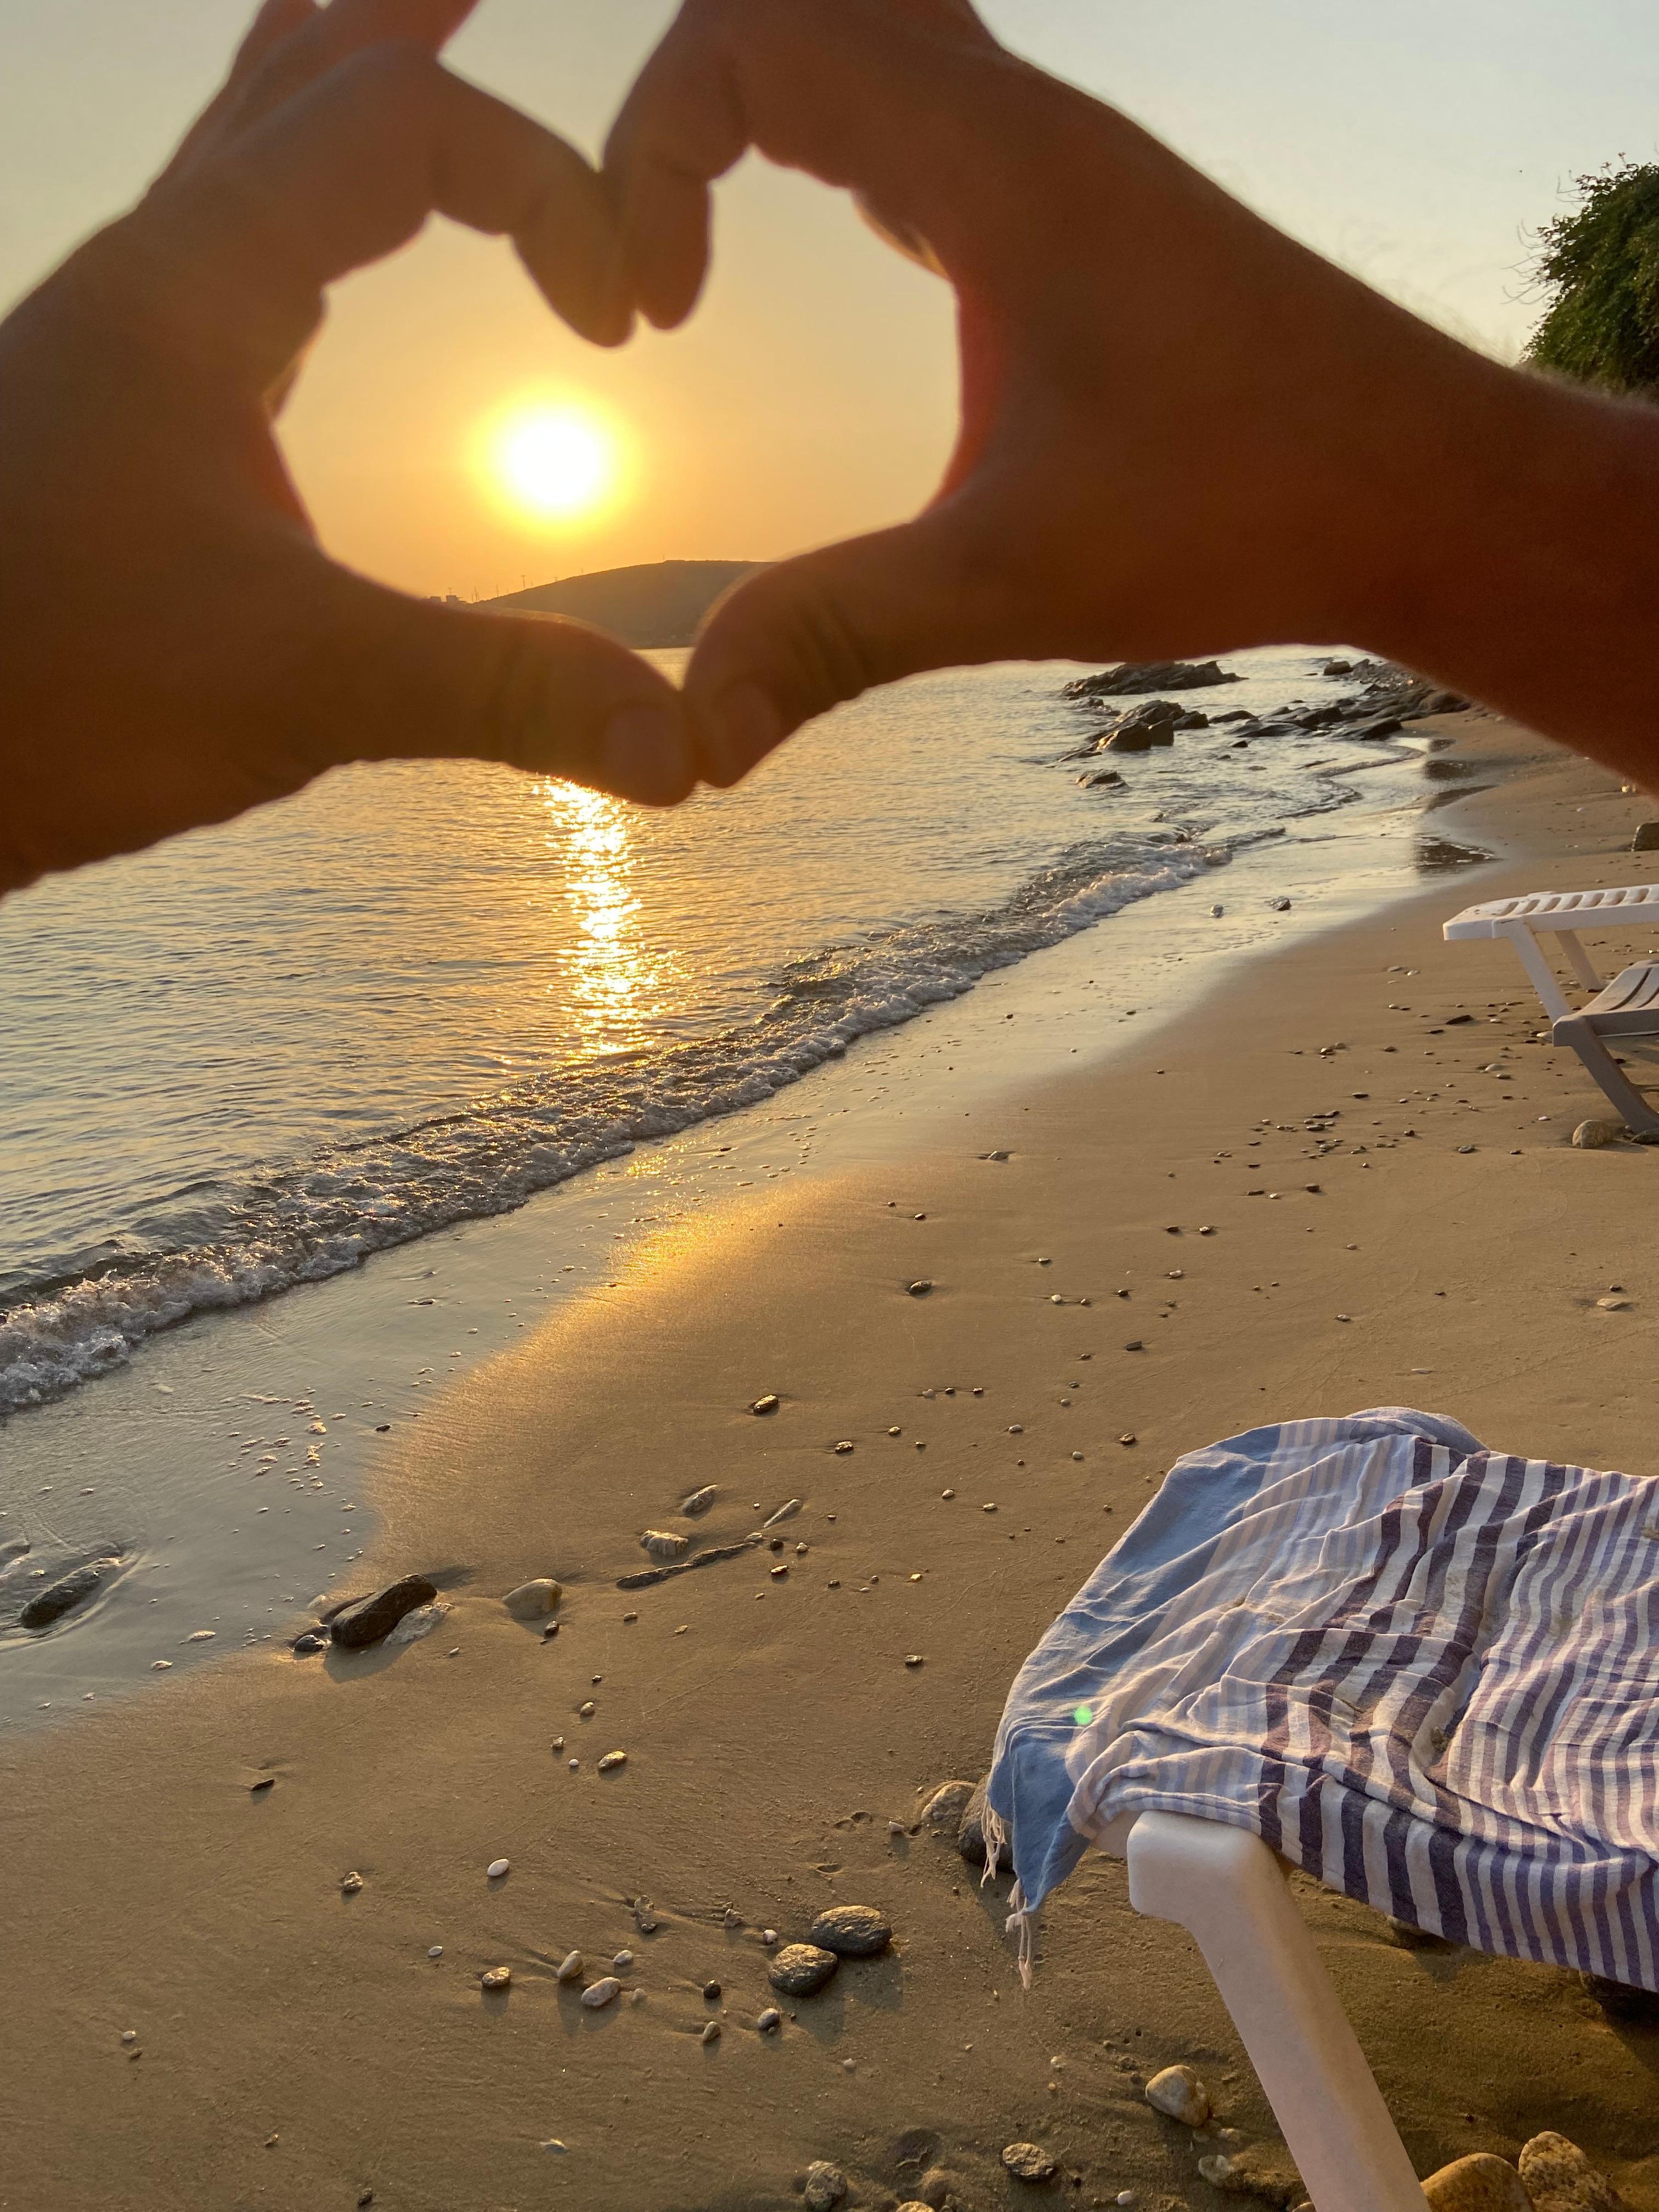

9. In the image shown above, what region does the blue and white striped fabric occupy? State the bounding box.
[986,1408,1659,1990]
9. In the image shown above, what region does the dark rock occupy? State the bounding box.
[1212,709,1254,723]
[1321,657,1353,677]
[957,1778,1012,1872]
[292,1631,328,1656]
[1105,724,1156,753]
[317,1593,369,1624]
[21,1557,119,1630]
[328,1575,439,1650]
[1632,822,1659,854]
[808,1904,893,1957]
[1062,659,1240,699]
[1351,716,1403,741]
[768,1944,839,1996]
[1080,769,1125,788]
[1001,2142,1059,2182]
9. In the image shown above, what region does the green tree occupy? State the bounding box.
[1527,162,1659,395]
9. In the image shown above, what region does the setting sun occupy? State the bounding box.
[489,404,620,523]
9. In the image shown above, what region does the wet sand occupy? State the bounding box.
[5,712,1659,2212]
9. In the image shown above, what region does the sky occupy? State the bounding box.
[3,0,1657,599]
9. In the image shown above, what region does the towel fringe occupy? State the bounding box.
[979,1802,1036,1987]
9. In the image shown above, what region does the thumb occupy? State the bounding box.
[681,507,1026,785]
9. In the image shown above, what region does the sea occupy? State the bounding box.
[0,647,1491,1715]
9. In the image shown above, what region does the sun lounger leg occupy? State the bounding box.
[1125,1812,1425,2212]
[1561,934,1604,992]
[1551,1018,1659,1134]
[1500,924,1573,1021]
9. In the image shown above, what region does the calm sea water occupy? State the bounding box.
[1,646,1395,1414]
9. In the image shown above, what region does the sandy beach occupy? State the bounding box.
[6,709,1659,2212]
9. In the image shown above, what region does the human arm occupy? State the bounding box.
[605,0,1659,789]
[0,0,694,897]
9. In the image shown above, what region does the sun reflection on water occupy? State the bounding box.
[539,781,662,1054]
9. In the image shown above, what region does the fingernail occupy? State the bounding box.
[704,682,783,786]
[599,702,686,800]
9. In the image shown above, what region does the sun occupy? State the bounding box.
[489,404,621,523]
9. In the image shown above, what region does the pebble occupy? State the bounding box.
[612,1950,634,1971]
[579,1700,596,1718]
[185,1630,216,1644]
[1572,1120,1624,1150]
[757,2006,783,2033]
[481,1967,511,1991]
[703,1979,722,2000]
[487,1858,510,1880]
[682,1485,718,1515]
[763,1498,803,1527]
[330,1576,439,1650]
[768,1944,839,1996]
[834,1441,855,1455]
[551,1736,565,1753]
[640,1530,690,1560]
[762,1928,778,1946]
[907,1280,933,1297]
[503,1578,562,1620]
[957,1779,1012,1872]
[921,1780,976,1830]
[1596,1295,1632,1311]
[340,1872,364,1895]
[151,1658,175,1670]
[751,1396,780,1415]
[428,1946,443,1959]
[701,2021,721,2045]
[804,2162,849,2211]
[580,1977,623,2010]
[598,1751,628,1773]
[556,1951,584,1983]
[904,1652,924,1668]
[1002,2143,1059,2182]
[633,1898,659,1933]
[1421,2155,1532,2212]
[1146,2063,1211,2126]
[1518,2133,1626,2212]
[20,1558,120,1631]
[809,1905,893,1957]
[121,2029,137,2045]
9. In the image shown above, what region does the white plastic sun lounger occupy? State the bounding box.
[1444,884,1659,1132]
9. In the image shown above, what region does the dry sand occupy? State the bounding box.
[5,714,1659,2212]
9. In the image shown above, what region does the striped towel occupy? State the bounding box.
[986,1409,1659,1990]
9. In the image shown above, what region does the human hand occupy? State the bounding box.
[0,0,695,894]
[604,0,1577,786]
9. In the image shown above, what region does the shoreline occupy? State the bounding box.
[7,713,1659,2209]
[1,713,1518,1720]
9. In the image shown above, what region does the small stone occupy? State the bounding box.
[904,1652,924,1668]
[1518,2133,1627,2212]
[1421,2155,1532,2212]
[701,2020,721,2045]
[151,1658,176,1670]
[502,1577,562,1620]
[1199,2143,1304,2204]
[682,1485,718,1515]
[907,1280,934,1297]
[920,1780,976,1830]
[1146,2063,1210,2126]
[185,1629,216,1644]
[20,1558,121,1630]
[957,1779,1011,1872]
[1002,2143,1059,2182]
[551,1735,565,1753]
[599,1751,628,1773]
[1632,821,1659,853]
[834,1440,855,1454]
[428,1946,443,1959]
[640,1530,689,1560]
[724,1906,744,1929]
[1596,1295,1632,1311]
[579,1700,596,1718]
[612,1949,634,1971]
[762,1928,778,1946]
[250,1776,275,1795]
[1124,1339,1143,1352]
[556,1951,584,1983]
[751,1396,780,1415]
[768,1944,839,1996]
[809,1904,893,1957]
[1119,1433,1137,1447]
[805,2162,849,2211]
[481,1966,511,1991]
[340,1872,364,1895]
[120,2029,137,2044]
[580,1977,622,2010]
[633,1898,659,1933]
[329,1575,439,1650]
[757,2006,783,2032]
[486,1858,510,1880]
[1573,1120,1625,1149]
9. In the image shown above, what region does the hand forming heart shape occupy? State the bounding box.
[2,0,1647,893]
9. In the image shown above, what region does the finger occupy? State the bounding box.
[207,0,481,150]
[681,504,1039,785]
[133,49,629,377]
[273,551,697,805]
[157,0,320,183]
[604,0,1002,330]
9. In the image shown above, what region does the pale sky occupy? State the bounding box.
[3,0,1656,597]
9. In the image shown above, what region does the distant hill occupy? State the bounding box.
[483,560,763,646]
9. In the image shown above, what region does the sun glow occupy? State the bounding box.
[487,403,623,523]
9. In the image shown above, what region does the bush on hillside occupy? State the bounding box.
[1527,161,1659,396]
